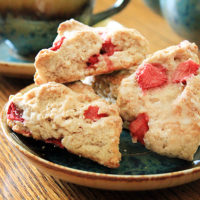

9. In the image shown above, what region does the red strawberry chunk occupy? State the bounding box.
[129,113,149,145]
[45,138,64,149]
[86,39,115,69]
[50,36,66,51]
[100,39,116,56]
[7,102,24,122]
[136,63,168,91]
[86,54,99,68]
[172,59,200,84]
[84,106,108,122]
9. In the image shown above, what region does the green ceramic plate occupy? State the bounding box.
[7,128,199,175]
[1,85,200,191]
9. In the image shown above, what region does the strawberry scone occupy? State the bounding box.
[117,40,200,161]
[6,82,122,168]
[34,19,149,84]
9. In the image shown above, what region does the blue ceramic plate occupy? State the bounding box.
[0,40,35,78]
[0,40,34,63]
[1,84,200,191]
[7,128,198,175]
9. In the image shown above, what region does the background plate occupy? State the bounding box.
[0,40,35,78]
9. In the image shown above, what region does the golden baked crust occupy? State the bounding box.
[117,40,200,161]
[7,82,122,168]
[34,19,149,85]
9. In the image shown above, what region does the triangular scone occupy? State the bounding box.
[34,19,149,85]
[117,40,200,161]
[6,82,122,168]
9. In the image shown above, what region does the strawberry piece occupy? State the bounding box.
[136,63,167,91]
[84,106,108,122]
[129,113,149,145]
[172,60,199,84]
[50,36,66,51]
[86,54,99,68]
[86,39,115,68]
[100,39,116,56]
[45,138,64,149]
[7,102,24,122]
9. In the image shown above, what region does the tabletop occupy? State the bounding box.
[1,0,200,199]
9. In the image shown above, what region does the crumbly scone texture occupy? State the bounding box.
[92,66,137,102]
[117,40,200,161]
[34,19,149,84]
[7,82,122,168]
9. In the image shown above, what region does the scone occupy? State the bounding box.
[6,81,122,168]
[117,40,200,161]
[34,19,149,84]
[92,66,137,102]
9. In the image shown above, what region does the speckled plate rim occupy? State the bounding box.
[1,84,200,191]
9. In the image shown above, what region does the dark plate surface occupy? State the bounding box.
[9,128,200,175]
